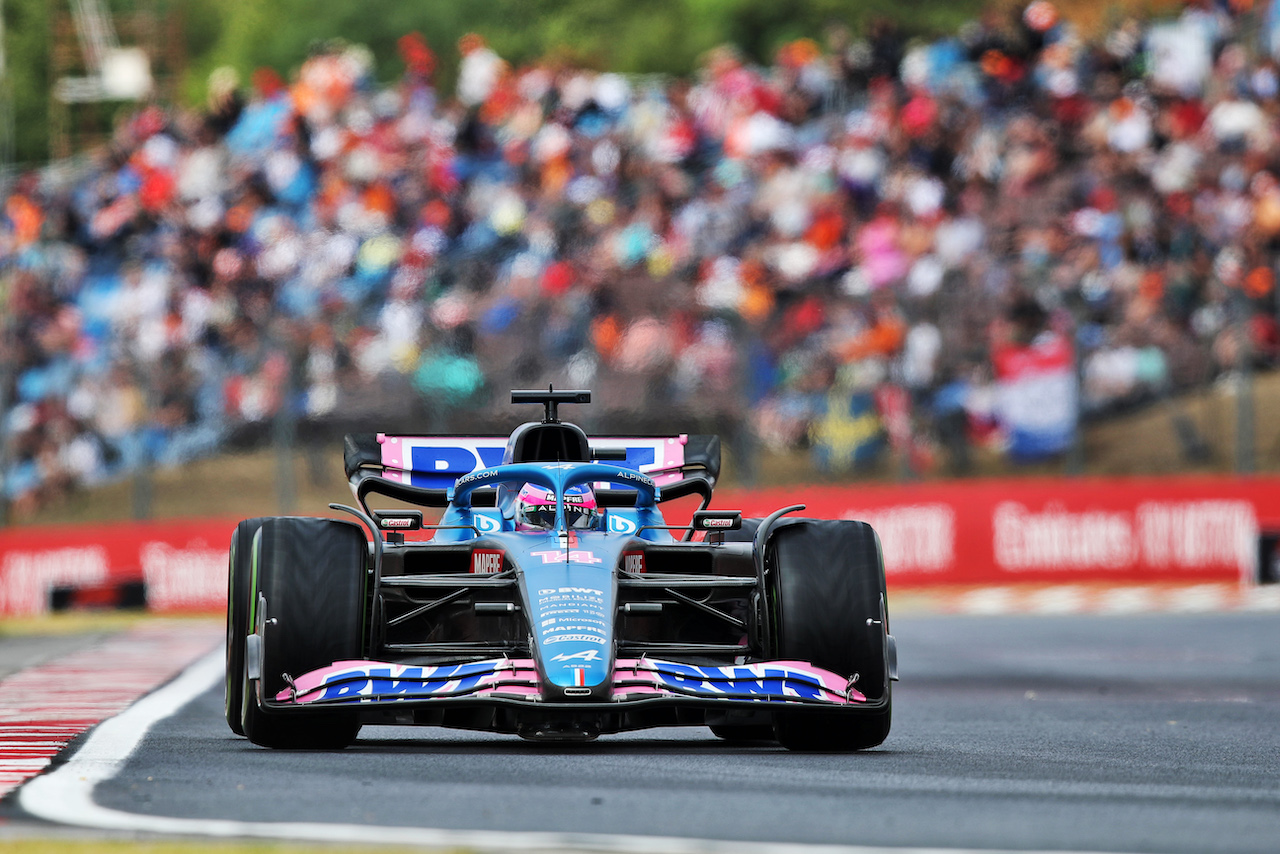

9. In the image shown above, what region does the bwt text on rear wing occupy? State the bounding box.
[343,433,721,511]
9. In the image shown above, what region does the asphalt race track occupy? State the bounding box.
[18,611,1280,853]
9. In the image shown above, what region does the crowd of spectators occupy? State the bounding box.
[4,0,1280,516]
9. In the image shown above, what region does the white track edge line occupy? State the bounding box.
[19,647,1124,854]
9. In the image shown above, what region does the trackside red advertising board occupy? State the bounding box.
[718,477,1280,588]
[1,476,1279,615]
[0,518,239,616]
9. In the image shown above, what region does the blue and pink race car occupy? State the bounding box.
[225,389,897,750]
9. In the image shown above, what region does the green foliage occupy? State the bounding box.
[192,0,490,93]
[192,0,983,94]
[4,0,52,165]
[7,0,986,163]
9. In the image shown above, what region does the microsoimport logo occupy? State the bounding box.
[608,515,638,534]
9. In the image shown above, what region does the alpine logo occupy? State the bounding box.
[610,470,655,487]
[551,649,601,663]
[471,549,503,574]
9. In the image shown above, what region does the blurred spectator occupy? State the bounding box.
[4,1,1280,515]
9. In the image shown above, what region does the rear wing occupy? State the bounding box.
[344,432,720,510]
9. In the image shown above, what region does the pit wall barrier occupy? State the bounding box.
[1,476,1278,616]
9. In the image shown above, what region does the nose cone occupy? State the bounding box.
[531,585,612,699]
[543,642,610,698]
[512,530,627,706]
[518,531,620,700]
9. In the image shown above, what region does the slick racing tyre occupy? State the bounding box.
[241,517,366,749]
[767,519,891,751]
[225,517,270,736]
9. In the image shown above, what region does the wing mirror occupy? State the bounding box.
[691,510,742,531]
[377,510,423,531]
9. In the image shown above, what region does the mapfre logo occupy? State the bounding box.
[471,549,503,573]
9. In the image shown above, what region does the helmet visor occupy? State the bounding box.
[517,503,558,530]
[517,497,599,530]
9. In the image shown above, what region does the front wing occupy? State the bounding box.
[273,658,867,708]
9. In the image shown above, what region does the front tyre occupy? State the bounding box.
[767,519,892,751]
[241,517,366,749]
[225,517,270,736]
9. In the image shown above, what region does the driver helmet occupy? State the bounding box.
[515,483,599,531]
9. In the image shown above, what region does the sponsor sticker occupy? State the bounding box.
[654,663,830,701]
[454,470,487,488]
[551,616,607,628]
[539,606,596,617]
[471,549,503,574]
[474,513,501,533]
[544,634,608,645]
[551,649,601,663]
[612,470,648,483]
[315,661,495,702]
[608,515,638,534]
[536,598,605,610]
[542,624,606,635]
[623,551,646,573]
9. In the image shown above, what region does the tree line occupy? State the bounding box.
[4,0,980,164]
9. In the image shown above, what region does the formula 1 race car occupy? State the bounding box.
[225,389,897,751]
